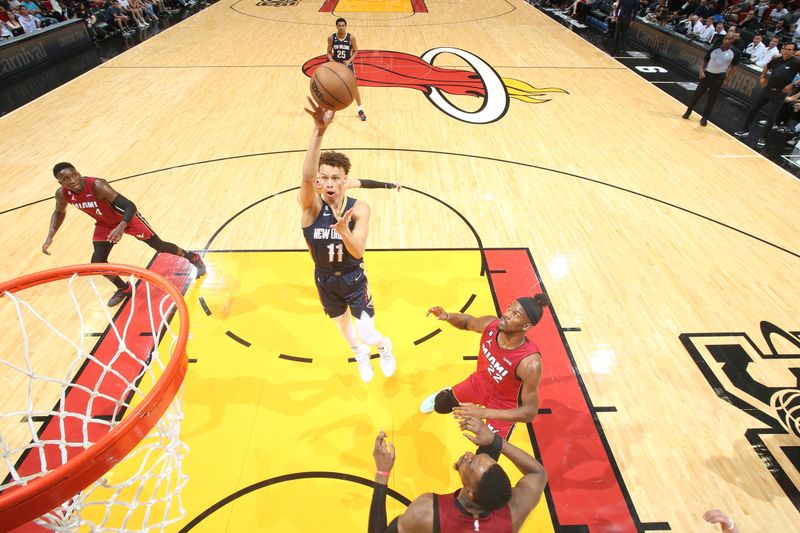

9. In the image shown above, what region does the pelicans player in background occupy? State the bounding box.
[327,17,367,121]
[300,99,394,383]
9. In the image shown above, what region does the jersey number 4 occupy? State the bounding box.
[327,243,344,263]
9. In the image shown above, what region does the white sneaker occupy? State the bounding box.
[353,344,373,383]
[420,390,440,414]
[378,338,395,377]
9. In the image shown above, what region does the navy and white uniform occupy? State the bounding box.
[302,196,372,318]
[331,32,356,75]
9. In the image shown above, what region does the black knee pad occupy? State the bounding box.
[434,389,458,414]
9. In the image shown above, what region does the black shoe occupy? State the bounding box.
[188,252,206,277]
[682,110,691,119]
[358,110,366,121]
[699,118,707,127]
[734,130,749,137]
[108,283,132,307]
[756,138,766,148]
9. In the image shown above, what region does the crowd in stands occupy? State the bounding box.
[0,0,197,42]
[543,0,800,146]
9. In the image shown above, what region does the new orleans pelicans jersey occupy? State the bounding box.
[331,32,353,63]
[302,197,362,271]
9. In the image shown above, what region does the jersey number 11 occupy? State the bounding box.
[327,243,344,263]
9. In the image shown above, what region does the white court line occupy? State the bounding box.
[651,81,680,84]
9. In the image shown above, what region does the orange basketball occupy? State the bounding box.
[309,61,357,111]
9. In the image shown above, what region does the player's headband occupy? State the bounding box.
[517,297,543,326]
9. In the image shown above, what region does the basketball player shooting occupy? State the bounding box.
[420,296,550,439]
[327,17,366,121]
[42,162,206,307]
[300,98,394,383]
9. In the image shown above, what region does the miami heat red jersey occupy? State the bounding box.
[476,319,538,402]
[435,491,512,532]
[62,177,122,227]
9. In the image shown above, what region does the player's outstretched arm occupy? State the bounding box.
[426,306,495,333]
[458,414,546,532]
[346,178,402,191]
[367,431,433,533]
[42,189,68,255]
[300,98,333,214]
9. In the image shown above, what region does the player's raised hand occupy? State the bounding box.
[453,402,486,420]
[41,238,53,255]
[457,414,495,446]
[373,431,396,473]
[426,306,449,320]
[304,97,335,129]
[703,509,738,531]
[330,207,354,233]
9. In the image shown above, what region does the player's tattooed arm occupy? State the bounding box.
[426,306,495,333]
[42,188,68,255]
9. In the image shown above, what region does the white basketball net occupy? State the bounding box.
[0,272,187,532]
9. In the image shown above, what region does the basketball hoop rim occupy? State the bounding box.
[0,263,190,530]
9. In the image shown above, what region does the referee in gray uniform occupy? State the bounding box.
[683,34,741,126]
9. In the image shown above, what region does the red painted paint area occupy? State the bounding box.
[319,0,338,12]
[484,249,637,532]
[319,0,428,12]
[9,254,192,533]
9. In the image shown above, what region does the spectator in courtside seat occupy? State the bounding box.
[755,35,782,66]
[744,33,767,60]
[16,5,40,32]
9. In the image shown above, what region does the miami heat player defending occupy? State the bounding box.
[42,162,206,306]
[300,98,394,383]
[421,296,550,438]
[367,416,547,533]
[327,17,366,121]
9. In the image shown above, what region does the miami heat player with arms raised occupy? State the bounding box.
[42,163,206,306]
[421,296,550,438]
[300,98,394,383]
[327,17,366,121]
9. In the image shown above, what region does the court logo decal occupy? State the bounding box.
[681,321,800,511]
[302,49,567,124]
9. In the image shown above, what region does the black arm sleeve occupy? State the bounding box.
[111,194,137,224]
[368,483,388,533]
[359,179,394,189]
[476,433,503,461]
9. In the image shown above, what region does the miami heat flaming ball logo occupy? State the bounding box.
[302,48,568,124]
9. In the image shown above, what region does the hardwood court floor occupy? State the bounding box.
[1,0,799,531]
